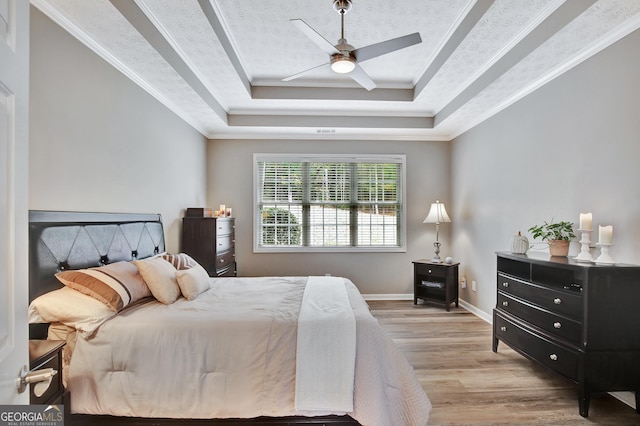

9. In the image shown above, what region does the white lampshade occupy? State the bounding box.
[423,200,451,224]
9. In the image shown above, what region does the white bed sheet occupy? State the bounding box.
[67,276,431,425]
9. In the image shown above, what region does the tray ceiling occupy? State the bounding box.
[31,0,640,140]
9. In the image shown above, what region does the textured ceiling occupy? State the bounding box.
[31,0,640,140]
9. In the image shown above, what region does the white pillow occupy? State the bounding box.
[175,263,211,300]
[134,257,181,304]
[28,287,116,336]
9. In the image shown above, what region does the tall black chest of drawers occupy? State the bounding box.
[182,217,236,277]
[493,252,640,417]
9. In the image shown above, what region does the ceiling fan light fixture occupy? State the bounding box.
[330,55,355,73]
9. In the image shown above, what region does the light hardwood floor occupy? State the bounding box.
[367,300,639,426]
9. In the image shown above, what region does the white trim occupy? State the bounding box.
[610,392,636,411]
[459,298,492,324]
[362,293,413,301]
[448,11,640,140]
[31,0,211,137]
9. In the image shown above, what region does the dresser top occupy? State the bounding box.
[496,251,639,269]
[413,259,459,267]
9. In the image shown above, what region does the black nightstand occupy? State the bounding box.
[29,340,68,407]
[413,259,459,311]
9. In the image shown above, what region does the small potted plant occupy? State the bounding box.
[528,219,575,257]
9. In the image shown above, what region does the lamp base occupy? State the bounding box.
[432,241,442,263]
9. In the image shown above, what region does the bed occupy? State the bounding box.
[28,210,431,426]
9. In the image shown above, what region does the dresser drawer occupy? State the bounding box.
[497,292,582,344]
[215,219,235,236]
[495,312,579,381]
[216,233,235,252]
[215,250,235,272]
[498,274,582,319]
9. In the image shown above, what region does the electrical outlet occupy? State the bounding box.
[460,277,466,288]
[472,280,477,291]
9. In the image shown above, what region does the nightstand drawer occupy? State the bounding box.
[498,274,582,319]
[495,312,579,381]
[497,292,581,344]
[414,263,447,279]
[29,340,65,405]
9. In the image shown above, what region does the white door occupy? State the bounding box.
[0,0,29,404]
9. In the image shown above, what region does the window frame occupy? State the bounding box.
[253,153,407,253]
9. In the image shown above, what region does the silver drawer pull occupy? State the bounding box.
[220,259,225,263]
[502,282,509,288]
[554,298,562,305]
[502,301,509,307]
[549,354,558,361]
[500,326,507,332]
[554,322,561,329]
[428,269,432,274]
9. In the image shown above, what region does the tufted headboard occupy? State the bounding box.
[29,211,165,337]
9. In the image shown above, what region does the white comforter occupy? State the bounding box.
[68,276,431,425]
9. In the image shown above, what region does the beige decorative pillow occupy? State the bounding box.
[161,252,198,270]
[176,263,211,300]
[55,261,151,312]
[134,257,181,304]
[28,287,116,336]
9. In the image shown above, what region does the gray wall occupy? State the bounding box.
[207,139,451,295]
[451,28,640,318]
[28,7,208,252]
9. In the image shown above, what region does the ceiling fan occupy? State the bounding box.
[283,0,422,91]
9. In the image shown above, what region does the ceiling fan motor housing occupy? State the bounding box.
[333,0,352,14]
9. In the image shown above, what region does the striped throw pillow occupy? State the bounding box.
[161,253,198,270]
[55,261,151,312]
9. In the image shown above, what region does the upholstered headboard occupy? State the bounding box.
[29,210,165,305]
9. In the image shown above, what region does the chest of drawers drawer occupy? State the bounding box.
[216,233,235,253]
[215,250,235,271]
[498,274,582,319]
[495,312,579,381]
[497,292,582,344]
[216,219,234,236]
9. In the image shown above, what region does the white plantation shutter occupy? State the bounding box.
[255,154,405,251]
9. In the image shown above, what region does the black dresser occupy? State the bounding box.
[493,252,640,417]
[181,217,236,277]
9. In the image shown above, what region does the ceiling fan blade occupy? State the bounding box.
[282,62,330,82]
[353,32,422,62]
[290,19,340,56]
[348,63,376,91]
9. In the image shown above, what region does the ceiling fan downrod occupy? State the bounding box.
[331,0,355,73]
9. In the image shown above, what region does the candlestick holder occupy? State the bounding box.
[575,229,594,262]
[595,243,615,264]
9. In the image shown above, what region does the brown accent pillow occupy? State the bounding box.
[55,261,151,312]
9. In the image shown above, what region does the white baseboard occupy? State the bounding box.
[610,391,636,410]
[362,293,413,301]
[458,299,492,323]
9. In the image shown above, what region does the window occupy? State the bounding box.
[254,154,406,252]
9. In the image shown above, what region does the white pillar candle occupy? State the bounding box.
[599,225,613,244]
[579,213,592,230]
